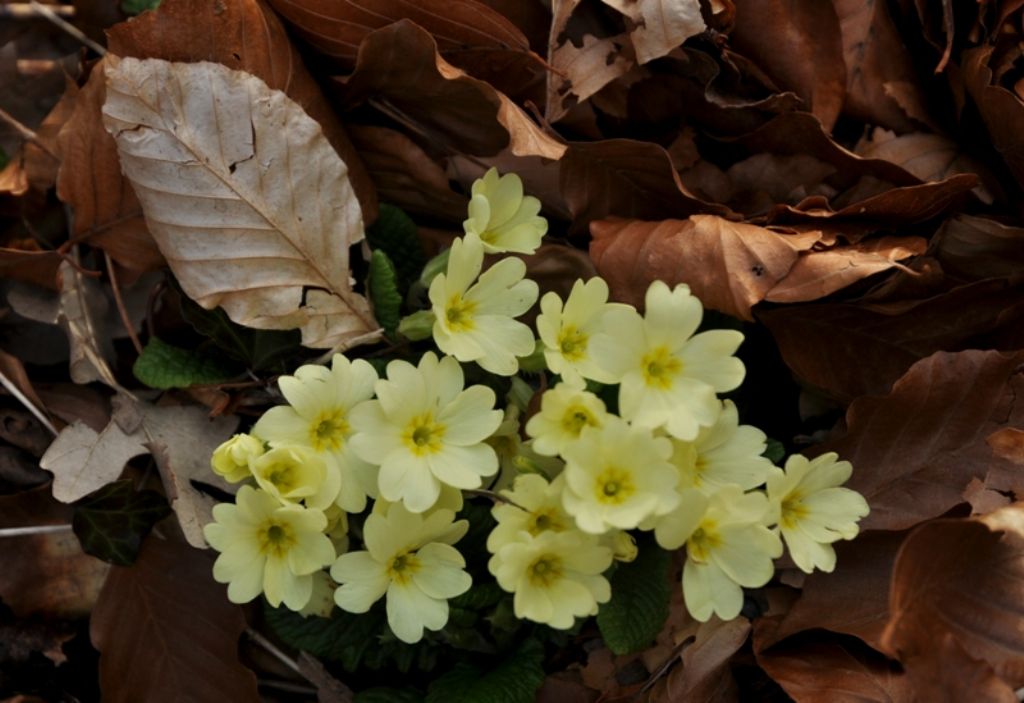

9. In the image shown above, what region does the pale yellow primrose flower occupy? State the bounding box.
[251,445,335,511]
[561,417,679,534]
[670,400,773,493]
[463,168,547,255]
[536,277,626,387]
[298,571,337,618]
[253,355,378,513]
[590,281,745,441]
[766,453,869,574]
[331,505,471,644]
[525,383,608,458]
[211,433,264,483]
[429,233,539,376]
[204,485,335,611]
[654,485,782,622]
[350,352,503,513]
[487,474,574,552]
[489,529,612,629]
[372,483,468,536]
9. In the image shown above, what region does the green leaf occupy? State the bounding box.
[264,604,384,671]
[763,438,786,464]
[121,0,160,14]
[426,639,545,703]
[133,337,240,389]
[450,581,504,611]
[367,204,425,292]
[356,688,423,703]
[597,536,671,655]
[180,295,301,372]
[369,250,402,338]
[72,480,171,566]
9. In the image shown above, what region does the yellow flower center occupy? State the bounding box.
[265,462,297,493]
[527,555,563,587]
[780,493,808,529]
[557,325,588,361]
[309,409,349,452]
[688,522,721,563]
[387,551,422,585]
[595,467,636,505]
[402,413,446,456]
[641,346,682,389]
[527,508,566,535]
[445,294,477,332]
[561,404,599,436]
[259,520,295,558]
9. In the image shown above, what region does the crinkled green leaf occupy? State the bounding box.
[264,605,383,672]
[597,536,671,654]
[426,639,545,703]
[450,581,504,611]
[72,480,171,566]
[356,688,423,703]
[367,204,425,292]
[121,0,160,14]
[369,250,402,338]
[133,337,240,389]
[180,295,301,372]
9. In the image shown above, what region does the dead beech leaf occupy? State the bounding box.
[56,60,164,274]
[56,261,121,390]
[91,537,260,703]
[821,350,1024,531]
[590,216,809,319]
[105,0,377,221]
[342,21,564,161]
[963,46,1024,188]
[931,214,1024,281]
[730,0,846,131]
[654,617,750,702]
[0,486,110,618]
[40,419,147,503]
[764,236,926,304]
[881,506,1024,697]
[601,0,705,65]
[103,57,381,350]
[756,635,914,703]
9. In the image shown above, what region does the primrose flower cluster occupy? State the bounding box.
[203,168,870,643]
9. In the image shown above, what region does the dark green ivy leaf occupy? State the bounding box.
[180,296,301,373]
[597,536,671,655]
[72,480,171,566]
[356,688,424,703]
[367,204,426,293]
[425,638,545,703]
[369,250,402,338]
[763,438,786,464]
[264,604,385,672]
[133,337,240,389]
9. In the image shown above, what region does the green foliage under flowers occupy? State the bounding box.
[72,480,171,566]
[368,250,402,338]
[425,639,545,703]
[133,337,240,389]
[597,536,671,654]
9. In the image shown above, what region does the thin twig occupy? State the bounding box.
[0,525,72,537]
[28,1,105,55]
[246,628,302,675]
[0,3,75,18]
[463,488,527,511]
[105,252,144,355]
[0,368,58,435]
[0,106,60,162]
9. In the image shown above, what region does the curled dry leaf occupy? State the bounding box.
[652,617,751,703]
[57,260,122,390]
[764,236,926,304]
[103,57,381,350]
[91,537,260,703]
[881,505,1024,698]
[341,21,565,161]
[821,349,1024,531]
[589,216,811,319]
[930,214,1024,280]
[963,46,1024,188]
[601,0,705,64]
[42,394,238,547]
[730,0,846,131]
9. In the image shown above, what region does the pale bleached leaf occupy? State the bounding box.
[601,0,705,64]
[41,418,147,503]
[102,56,381,351]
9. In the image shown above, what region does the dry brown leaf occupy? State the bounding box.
[756,635,914,703]
[764,236,926,304]
[602,0,705,64]
[821,350,1024,531]
[103,57,381,350]
[342,21,565,161]
[347,125,468,222]
[105,0,376,221]
[0,486,110,618]
[91,537,260,703]
[730,0,846,131]
[930,214,1024,280]
[881,506,1024,696]
[590,216,810,319]
[832,0,926,132]
[963,46,1024,189]
[654,617,750,702]
[56,261,121,390]
[56,60,164,274]
[264,0,530,63]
